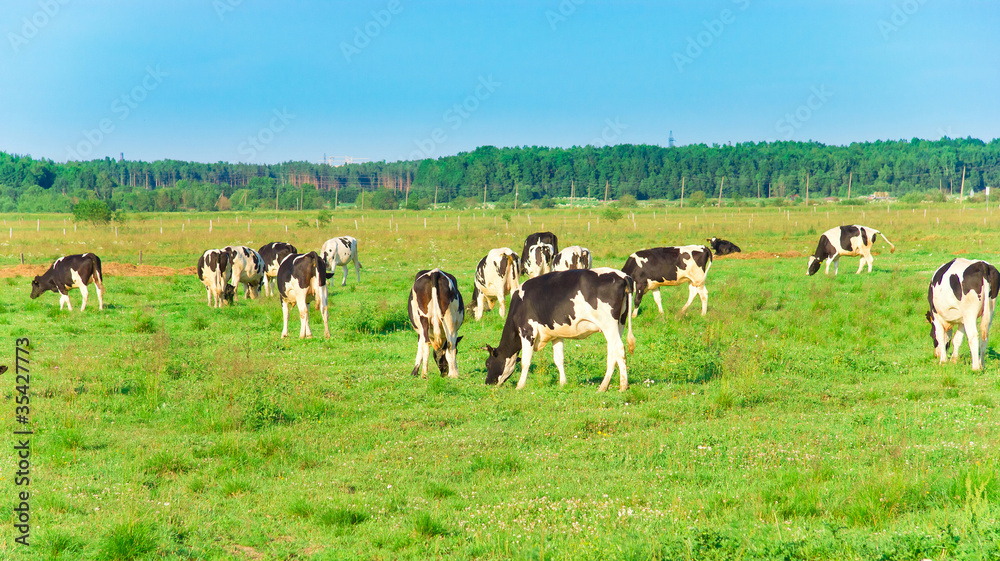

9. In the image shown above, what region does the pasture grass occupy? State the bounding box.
[1,203,1000,559]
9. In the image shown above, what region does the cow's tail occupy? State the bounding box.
[429,275,445,351]
[89,253,104,289]
[980,268,999,343]
[875,229,896,254]
[624,276,636,355]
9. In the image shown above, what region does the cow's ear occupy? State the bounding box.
[455,336,463,346]
[483,344,496,356]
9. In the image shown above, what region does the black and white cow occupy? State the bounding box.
[484,268,636,392]
[226,245,267,299]
[622,245,712,317]
[926,258,1000,371]
[520,231,558,278]
[552,245,592,271]
[807,225,896,275]
[276,252,330,339]
[30,253,105,311]
[320,236,362,286]
[707,237,741,256]
[197,249,235,307]
[258,242,298,297]
[408,268,464,378]
[470,248,520,320]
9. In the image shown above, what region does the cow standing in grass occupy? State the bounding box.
[226,246,267,299]
[197,249,235,308]
[320,236,362,286]
[622,245,712,317]
[520,232,558,278]
[409,268,464,378]
[277,252,330,339]
[30,253,105,311]
[484,268,635,392]
[552,246,592,271]
[471,248,520,320]
[258,242,297,297]
[807,225,896,275]
[926,258,1000,371]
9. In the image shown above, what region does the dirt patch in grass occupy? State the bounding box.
[0,262,193,278]
[717,250,806,260]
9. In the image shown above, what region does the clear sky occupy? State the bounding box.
[1,1,997,165]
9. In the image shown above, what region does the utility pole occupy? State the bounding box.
[960,165,967,200]
[570,180,575,208]
[805,173,810,205]
[514,183,518,210]
[717,176,725,207]
[604,180,609,206]
[434,185,438,209]
[848,171,852,200]
[483,184,487,208]
[680,177,685,207]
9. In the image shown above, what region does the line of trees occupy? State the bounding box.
[1,137,997,213]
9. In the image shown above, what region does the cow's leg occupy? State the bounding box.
[207,287,212,306]
[59,290,71,311]
[498,294,507,318]
[475,291,486,321]
[281,300,290,338]
[516,339,534,390]
[79,284,89,312]
[353,257,361,284]
[95,279,104,310]
[341,264,349,287]
[411,338,427,377]
[963,315,983,370]
[297,294,312,338]
[598,332,628,392]
[552,339,567,386]
[951,327,966,363]
[319,287,330,338]
[631,288,644,318]
[855,254,866,274]
[680,284,699,315]
[445,337,459,379]
[652,288,665,314]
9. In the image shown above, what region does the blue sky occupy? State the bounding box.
[1,1,996,165]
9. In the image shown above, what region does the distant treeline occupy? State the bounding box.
[2,137,998,213]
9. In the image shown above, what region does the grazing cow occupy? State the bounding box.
[707,237,741,256]
[258,242,298,297]
[30,253,105,311]
[408,268,464,378]
[622,245,712,317]
[925,258,1000,371]
[470,248,520,320]
[484,268,636,392]
[276,252,330,339]
[320,236,362,286]
[552,246,592,271]
[197,249,235,307]
[226,246,267,299]
[807,225,896,275]
[520,232,558,278]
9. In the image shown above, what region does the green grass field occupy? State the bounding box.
[2,203,1000,560]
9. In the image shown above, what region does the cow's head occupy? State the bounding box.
[433,336,462,376]
[806,256,822,276]
[484,344,518,386]
[29,276,46,299]
[222,283,236,304]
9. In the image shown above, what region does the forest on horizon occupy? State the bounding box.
[2,137,999,214]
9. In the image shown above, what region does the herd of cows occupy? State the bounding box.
[23,223,1000,389]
